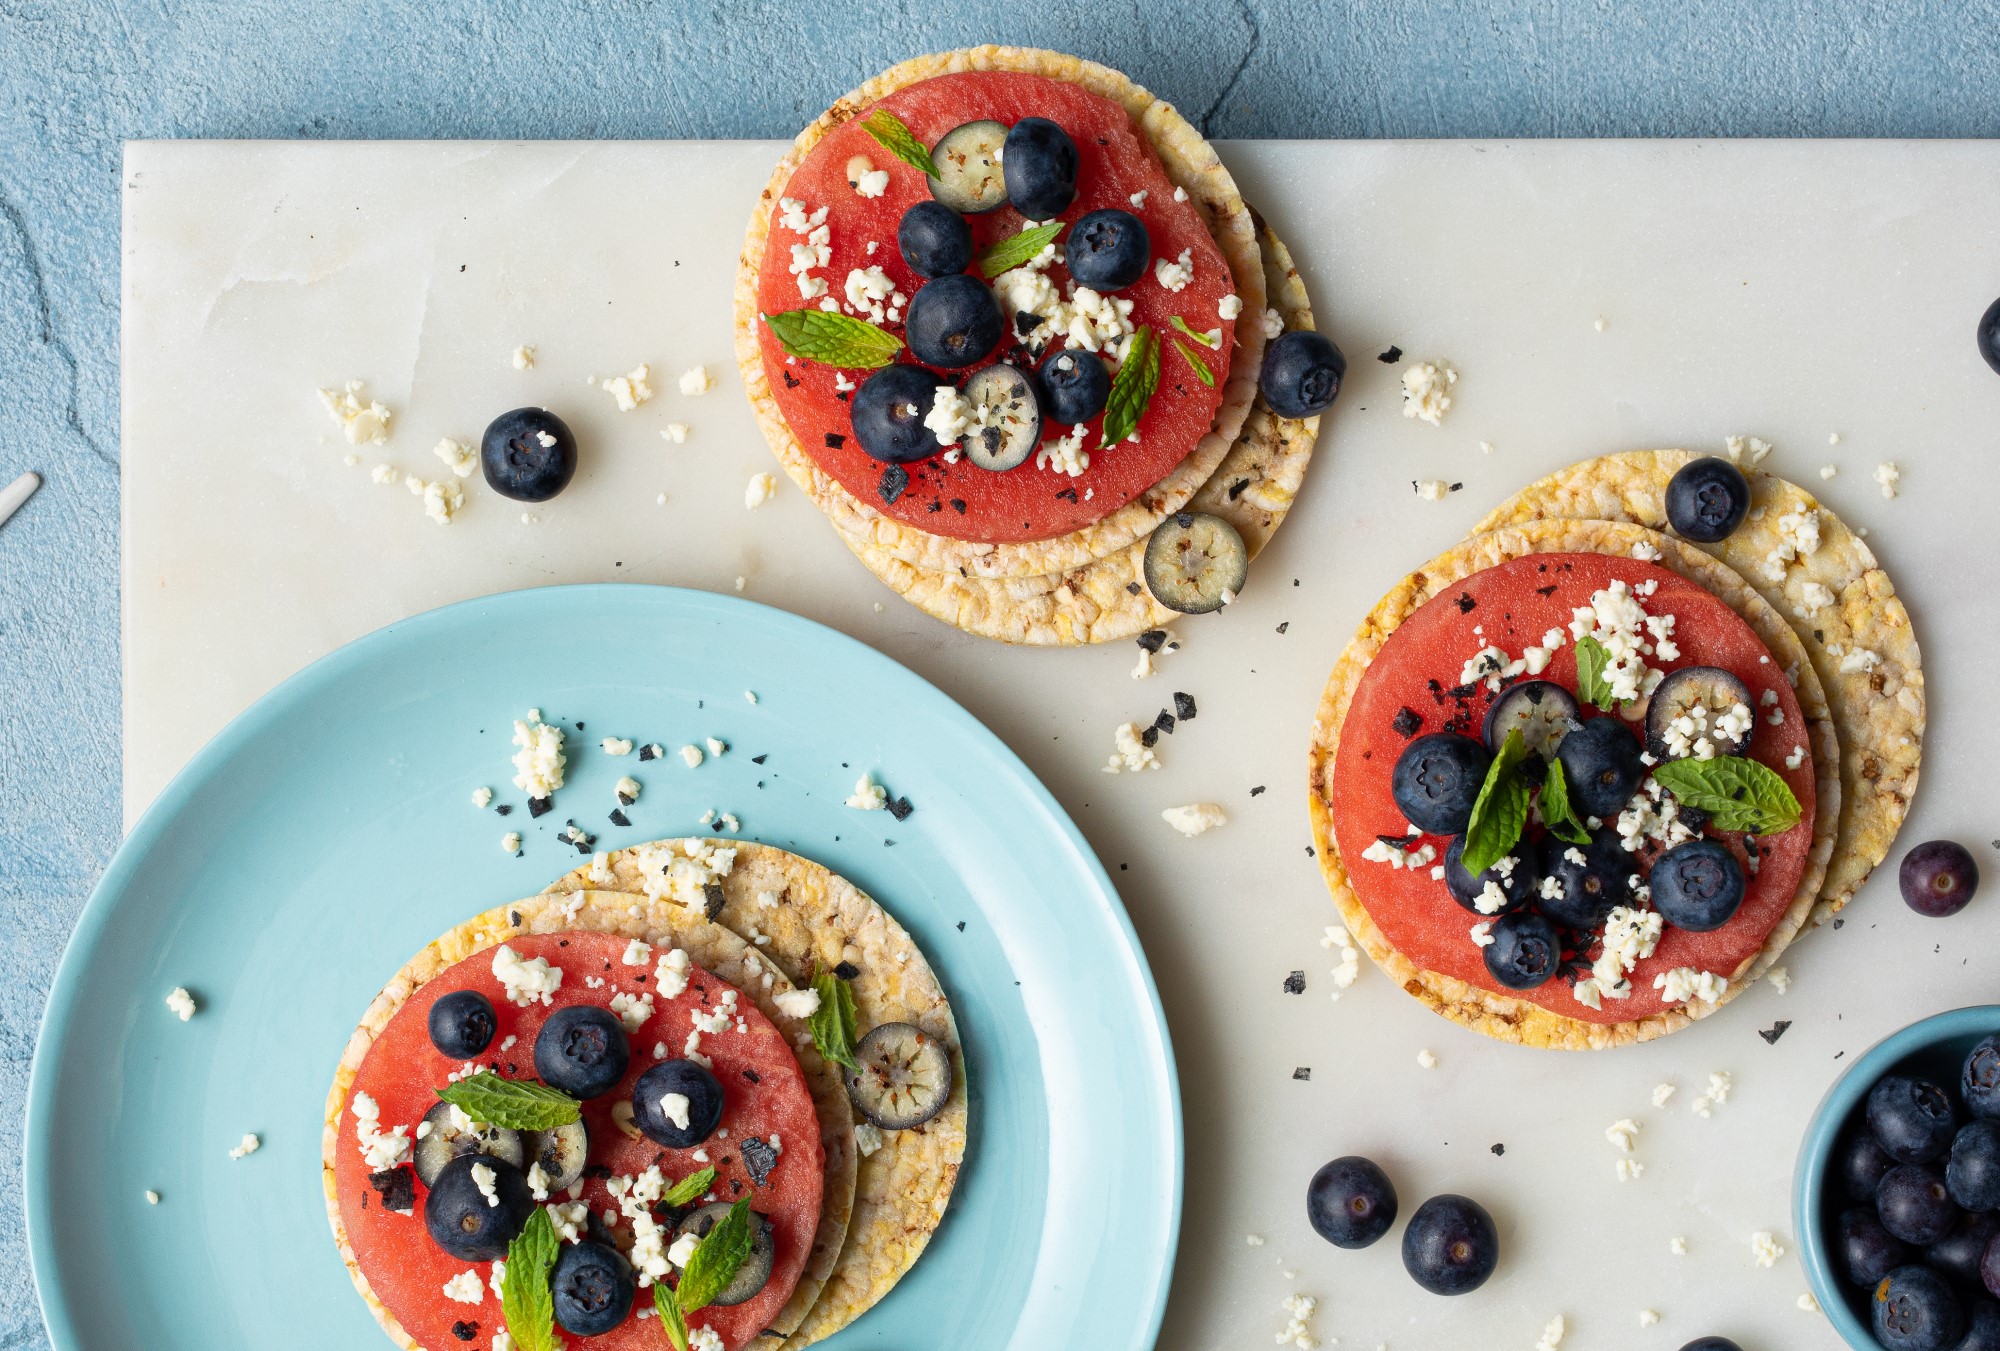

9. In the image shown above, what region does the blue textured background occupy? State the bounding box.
[3,1,1998,1341]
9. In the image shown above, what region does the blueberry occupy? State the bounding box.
[1677,1341,1743,1351]
[1649,839,1747,932]
[1872,1076,1962,1163]
[1980,296,2000,377]
[1038,349,1111,425]
[1400,1194,1499,1295]
[1880,1163,1962,1245]
[480,407,578,503]
[1305,1156,1398,1248]
[1967,1037,2000,1121]
[1064,209,1150,290]
[1552,716,1645,819]
[851,364,946,464]
[1901,841,1981,918]
[1956,1298,2000,1351]
[1540,825,1635,931]
[1259,330,1347,419]
[896,201,974,279]
[904,273,1004,369]
[1846,1131,1902,1202]
[1482,910,1562,990]
[1929,1211,2000,1285]
[1874,1264,1967,1351]
[632,1059,724,1149]
[424,1153,534,1261]
[1664,455,1752,543]
[1840,1206,1914,1287]
[550,1239,636,1336]
[1444,834,1540,916]
[428,990,497,1059]
[1951,1122,2000,1211]
[1001,117,1078,220]
[533,1006,630,1100]
[1390,733,1492,835]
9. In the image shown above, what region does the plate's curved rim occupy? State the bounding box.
[24,582,1184,1350]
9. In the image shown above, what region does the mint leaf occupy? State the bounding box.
[677,1198,757,1314]
[808,965,859,1071]
[1651,756,1804,834]
[653,1282,690,1351]
[861,108,939,179]
[502,1207,560,1351]
[663,1167,717,1209]
[1461,729,1531,875]
[762,310,903,370]
[1100,327,1160,449]
[436,1076,579,1132]
[1172,338,1216,388]
[1169,315,1219,348]
[977,221,1064,279]
[1538,757,1592,846]
[1573,634,1618,711]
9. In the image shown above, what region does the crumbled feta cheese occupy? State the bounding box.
[443,1270,484,1304]
[511,345,535,370]
[1400,361,1456,426]
[679,744,704,769]
[745,471,778,510]
[1470,921,1496,948]
[600,736,634,756]
[1820,464,1838,480]
[1799,1291,1821,1312]
[621,939,652,966]
[1413,478,1455,502]
[511,712,566,800]
[1536,1315,1566,1351]
[501,830,522,854]
[1671,1235,1688,1255]
[1839,647,1884,675]
[846,774,887,810]
[1153,248,1193,292]
[845,155,890,198]
[1761,506,1824,582]
[1875,461,1901,498]
[407,475,465,526]
[678,365,716,396]
[1654,966,1727,1006]
[1639,1309,1660,1327]
[317,380,392,443]
[1103,721,1162,773]
[166,987,197,1021]
[1128,189,1148,209]
[1261,307,1284,340]
[599,365,654,411]
[492,944,563,1007]
[1631,539,1662,562]
[1751,1230,1785,1267]
[655,948,691,1000]
[1605,1118,1641,1153]
[1769,966,1792,994]
[1218,292,1243,320]
[1724,434,1772,467]
[470,1160,499,1212]
[1276,1292,1319,1350]
[1616,1157,1645,1182]
[660,1092,691,1131]
[471,786,494,809]
[433,438,478,480]
[1416,1048,1437,1069]
[609,990,655,1033]
[228,1132,261,1160]
[1360,835,1438,871]
[1162,803,1227,837]
[1036,423,1090,476]
[353,1090,413,1170]
[145,1189,160,1204]
[689,1329,724,1351]
[1652,1082,1678,1107]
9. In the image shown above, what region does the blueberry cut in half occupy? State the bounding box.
[632,1059,725,1149]
[1870,1075,1961,1163]
[425,1153,534,1261]
[1065,209,1151,290]
[1664,455,1751,543]
[551,1240,636,1336]
[1553,716,1645,820]
[1038,349,1111,426]
[1872,1264,1966,1351]
[1001,117,1079,220]
[896,200,974,279]
[1482,911,1561,990]
[481,407,578,503]
[851,364,947,465]
[428,990,497,1059]
[904,272,1004,369]
[1305,1156,1398,1249]
[1482,679,1579,760]
[533,1005,630,1100]
[1259,330,1347,419]
[1649,839,1747,932]
[1390,733,1492,836]
[1401,1194,1499,1295]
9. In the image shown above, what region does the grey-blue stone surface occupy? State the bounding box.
[3,0,1997,1341]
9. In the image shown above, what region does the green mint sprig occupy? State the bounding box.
[663,1167,717,1209]
[435,1076,579,1132]
[762,310,903,370]
[1461,728,1531,875]
[1651,756,1803,834]
[861,108,940,178]
[653,1282,691,1351]
[1100,327,1160,449]
[977,221,1064,279]
[501,1207,561,1351]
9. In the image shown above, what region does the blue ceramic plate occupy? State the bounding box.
[27,585,1180,1350]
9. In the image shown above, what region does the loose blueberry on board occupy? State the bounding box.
[1443,834,1541,915]
[413,1099,526,1187]
[1951,1121,2000,1211]
[1001,117,1079,220]
[1845,1130,1901,1202]
[897,200,975,278]
[1871,1076,1962,1163]
[956,364,1042,472]
[1873,1264,1967,1351]
[1840,1206,1914,1287]
[1980,296,2000,377]
[1037,349,1111,425]
[1482,911,1562,990]
[424,1153,534,1261]
[1957,1299,2000,1351]
[550,1239,636,1336]
[533,1005,631,1100]
[1142,511,1250,616]
[1967,1036,2000,1121]
[1926,1211,2000,1286]
[1259,330,1347,419]
[1677,1341,1743,1351]
[674,1204,777,1305]
[1390,733,1493,836]
[428,990,497,1059]
[1400,1194,1500,1295]
[1649,839,1748,932]
[480,407,578,503]
[1064,208,1151,290]
[1481,680,1580,760]
[1664,455,1752,543]
[846,1021,954,1129]
[1901,841,1981,918]
[1539,825,1636,931]
[1644,666,1756,761]
[1305,1156,1399,1249]
[632,1058,725,1148]
[928,120,1009,214]
[1553,716,1646,820]
[1879,1164,1963,1245]
[852,364,948,464]
[524,1119,590,1193]
[904,272,1005,369]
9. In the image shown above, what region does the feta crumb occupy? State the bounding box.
[432,437,478,480]
[679,744,704,769]
[1535,1315,1566,1351]
[744,471,777,510]
[622,939,653,966]
[145,1189,160,1204]
[1639,1309,1660,1327]
[229,1132,261,1160]
[599,364,654,411]
[1605,1118,1641,1153]
[845,155,889,198]
[678,365,716,396]
[511,345,535,370]
[317,380,392,443]
[1724,434,1773,467]
[471,786,493,809]
[661,423,690,444]
[1875,460,1901,498]
[1651,1082,1677,1108]
[1245,1232,1265,1246]
[1820,464,1838,480]
[501,831,522,854]
[1162,803,1227,837]
[1413,478,1455,501]
[1751,1230,1785,1268]
[166,987,197,1021]
[1400,361,1457,426]
[1103,721,1162,774]
[846,774,887,810]
[1671,1236,1688,1255]
[1153,248,1193,292]
[1799,1291,1821,1313]
[1416,1048,1437,1070]
[600,736,634,756]
[492,944,562,1006]
[1218,292,1243,321]
[1769,966,1792,994]
[443,1270,484,1303]
[773,988,821,1020]
[511,712,567,800]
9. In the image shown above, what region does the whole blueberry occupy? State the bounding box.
[425,1153,534,1261]
[1483,910,1562,990]
[1443,833,1541,916]
[1952,1122,2000,1212]
[1540,826,1636,931]
[1879,1163,1962,1245]
[904,272,1004,369]
[428,990,497,1059]
[1928,1210,2000,1285]
[1065,209,1150,290]
[551,1239,636,1336]
[1401,1194,1499,1295]
[851,364,947,465]
[1980,296,2000,377]
[1001,117,1079,220]
[1956,1298,2000,1351]
[1305,1156,1398,1249]
[1677,1340,1743,1351]
[1259,330,1346,419]
[1871,1075,1961,1163]
[1553,716,1646,819]
[1873,1264,1967,1351]
[1838,1206,1912,1287]
[1901,841,1980,918]
[1665,455,1752,543]
[1037,349,1111,425]
[533,1005,630,1101]
[1967,1037,2000,1121]
[896,200,974,279]
[1649,839,1747,933]
[1390,733,1492,836]
[1845,1131,1901,1202]
[632,1059,725,1149]
[481,407,578,503]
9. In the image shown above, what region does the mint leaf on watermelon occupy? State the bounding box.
[1573,634,1618,711]
[1650,755,1803,834]
[1538,757,1592,846]
[1172,338,1216,387]
[501,1207,561,1351]
[676,1198,758,1313]
[435,1075,579,1132]
[1100,327,1160,449]
[807,965,860,1071]
[1461,728,1531,875]
[976,221,1064,279]
[861,108,940,179]
[762,309,903,370]
[653,1282,691,1351]
[1169,315,1219,348]
[663,1167,717,1209]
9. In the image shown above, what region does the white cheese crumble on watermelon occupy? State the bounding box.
[491,944,562,1007]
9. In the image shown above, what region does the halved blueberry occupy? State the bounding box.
[905,273,1004,369]
[532,1005,630,1101]
[957,364,1041,472]
[1305,1156,1398,1249]
[1482,910,1561,990]
[1878,1163,1962,1245]
[1553,716,1645,819]
[633,1059,724,1149]
[551,1239,635,1335]
[845,1022,953,1130]
[674,1204,776,1305]
[413,1099,525,1187]
[1142,512,1249,616]
[524,1119,590,1194]
[1871,1075,1961,1163]
[1901,840,1980,918]
[1001,117,1078,220]
[1443,834,1540,916]
[928,120,1008,215]
[1481,680,1579,760]
[1838,1206,1912,1287]
[425,1153,534,1261]
[1065,209,1150,290]
[1950,1121,2000,1211]
[1390,733,1492,836]
[1650,839,1746,932]
[1967,1036,2000,1121]
[1540,825,1635,930]
[852,364,946,464]
[1401,1194,1499,1295]
[1645,666,1755,762]
[1038,349,1111,425]
[897,200,974,279]
[1664,456,1751,543]
[428,990,497,1059]
[1873,1264,1966,1351]
[1259,330,1346,419]
[481,408,578,503]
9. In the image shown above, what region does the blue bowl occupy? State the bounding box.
[1795,1005,2000,1348]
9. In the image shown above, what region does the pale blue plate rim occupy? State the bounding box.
[24,582,1184,1349]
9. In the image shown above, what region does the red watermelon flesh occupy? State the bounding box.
[756,69,1239,542]
[1328,554,1817,1025]
[332,932,824,1351]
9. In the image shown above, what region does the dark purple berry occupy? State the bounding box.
[1901,841,1980,918]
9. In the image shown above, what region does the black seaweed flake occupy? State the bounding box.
[1377,832,1420,849]
[1491,1143,1506,1156]
[740,1137,780,1187]
[638,744,659,761]
[1276,622,1289,634]
[1391,707,1423,738]
[1760,1020,1792,1045]
[451,1322,479,1342]
[528,796,554,818]
[1126,582,1142,595]
[1378,345,1403,363]
[1227,478,1250,500]
[950,499,967,514]
[1250,785,1266,796]
[1456,592,1477,613]
[609,808,632,828]
[879,465,910,504]
[1292,1067,1311,1081]
[562,821,598,855]
[781,369,801,388]
[1055,487,1079,503]
[1140,725,1160,749]
[751,754,767,764]
[824,432,845,448]
[1136,629,1168,654]
[368,1165,416,1214]
[1174,692,1196,720]
[1153,710,1176,735]
[833,960,860,980]
[702,882,726,919]
[742,1068,762,1083]
[886,796,914,822]
[495,803,513,816]
[956,921,966,931]
[1283,970,1306,994]
[584,1163,614,1180]
[508,910,522,928]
